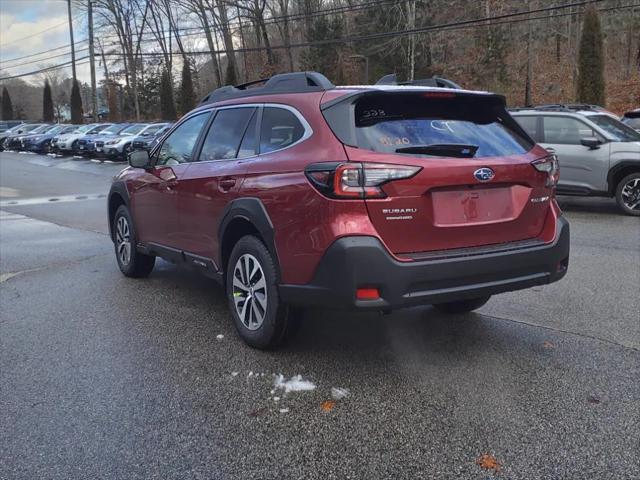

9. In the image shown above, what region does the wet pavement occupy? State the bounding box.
[1,151,639,479]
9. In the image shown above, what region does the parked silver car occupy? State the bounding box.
[512,105,640,215]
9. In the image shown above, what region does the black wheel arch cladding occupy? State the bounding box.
[218,197,279,272]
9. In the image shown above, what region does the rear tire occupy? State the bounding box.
[615,172,640,216]
[113,205,155,277]
[226,235,291,349]
[433,296,491,314]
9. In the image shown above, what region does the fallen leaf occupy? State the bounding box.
[543,341,555,349]
[587,395,601,404]
[476,454,501,472]
[320,400,336,412]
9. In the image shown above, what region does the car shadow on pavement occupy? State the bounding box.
[556,196,622,215]
[146,260,535,367]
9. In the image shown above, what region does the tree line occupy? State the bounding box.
[1,0,638,122]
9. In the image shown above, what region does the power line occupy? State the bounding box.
[0,0,626,81]
[1,0,395,67]
[103,0,614,57]
[0,58,90,81]
[0,20,70,47]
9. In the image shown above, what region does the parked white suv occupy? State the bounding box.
[512,105,640,215]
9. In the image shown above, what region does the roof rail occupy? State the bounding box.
[200,71,335,104]
[509,104,605,113]
[374,73,462,89]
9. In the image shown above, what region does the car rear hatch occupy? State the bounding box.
[322,89,556,255]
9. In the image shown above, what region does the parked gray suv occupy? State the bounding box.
[512,105,640,215]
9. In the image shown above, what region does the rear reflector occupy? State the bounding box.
[356,288,380,300]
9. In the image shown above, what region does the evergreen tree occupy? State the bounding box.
[70,80,84,124]
[1,87,14,120]
[43,80,54,121]
[160,69,177,121]
[576,6,605,105]
[179,59,196,115]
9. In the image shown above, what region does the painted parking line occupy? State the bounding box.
[0,193,107,207]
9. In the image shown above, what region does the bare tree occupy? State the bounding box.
[182,0,223,85]
[93,0,149,120]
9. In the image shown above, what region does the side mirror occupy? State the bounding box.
[129,149,152,169]
[580,137,602,149]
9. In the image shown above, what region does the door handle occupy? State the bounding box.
[219,178,236,192]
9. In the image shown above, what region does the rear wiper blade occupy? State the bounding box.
[395,143,479,158]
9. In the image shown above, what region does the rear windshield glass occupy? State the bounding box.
[353,94,533,158]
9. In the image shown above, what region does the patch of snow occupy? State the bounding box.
[231,371,239,377]
[274,374,316,393]
[216,334,224,340]
[331,387,350,400]
[279,408,290,414]
[273,397,280,402]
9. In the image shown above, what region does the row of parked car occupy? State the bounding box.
[0,121,173,160]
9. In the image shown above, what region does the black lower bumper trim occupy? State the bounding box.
[279,217,570,310]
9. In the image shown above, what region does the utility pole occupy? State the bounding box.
[88,0,98,122]
[67,0,77,81]
[406,0,416,81]
[525,0,533,106]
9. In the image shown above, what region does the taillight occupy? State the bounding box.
[532,155,559,187]
[306,162,421,199]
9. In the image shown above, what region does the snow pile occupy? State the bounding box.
[331,387,350,400]
[273,374,316,393]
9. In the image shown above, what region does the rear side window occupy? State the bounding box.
[514,116,538,141]
[199,107,255,161]
[351,94,533,158]
[259,107,305,153]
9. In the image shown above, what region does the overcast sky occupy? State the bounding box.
[0,0,92,84]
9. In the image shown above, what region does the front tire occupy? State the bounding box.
[113,205,155,277]
[615,172,640,216]
[433,296,491,314]
[226,235,290,349]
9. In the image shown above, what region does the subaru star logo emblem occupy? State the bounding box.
[474,167,495,182]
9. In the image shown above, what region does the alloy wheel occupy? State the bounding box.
[621,177,640,211]
[232,254,268,330]
[115,216,131,266]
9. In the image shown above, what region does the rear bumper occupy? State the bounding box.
[279,216,569,310]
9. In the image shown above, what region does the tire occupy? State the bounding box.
[122,143,132,161]
[113,205,155,277]
[226,235,291,349]
[433,296,491,314]
[615,172,640,216]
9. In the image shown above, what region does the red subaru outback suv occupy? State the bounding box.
[108,72,569,349]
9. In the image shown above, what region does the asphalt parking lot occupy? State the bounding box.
[1,150,639,479]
